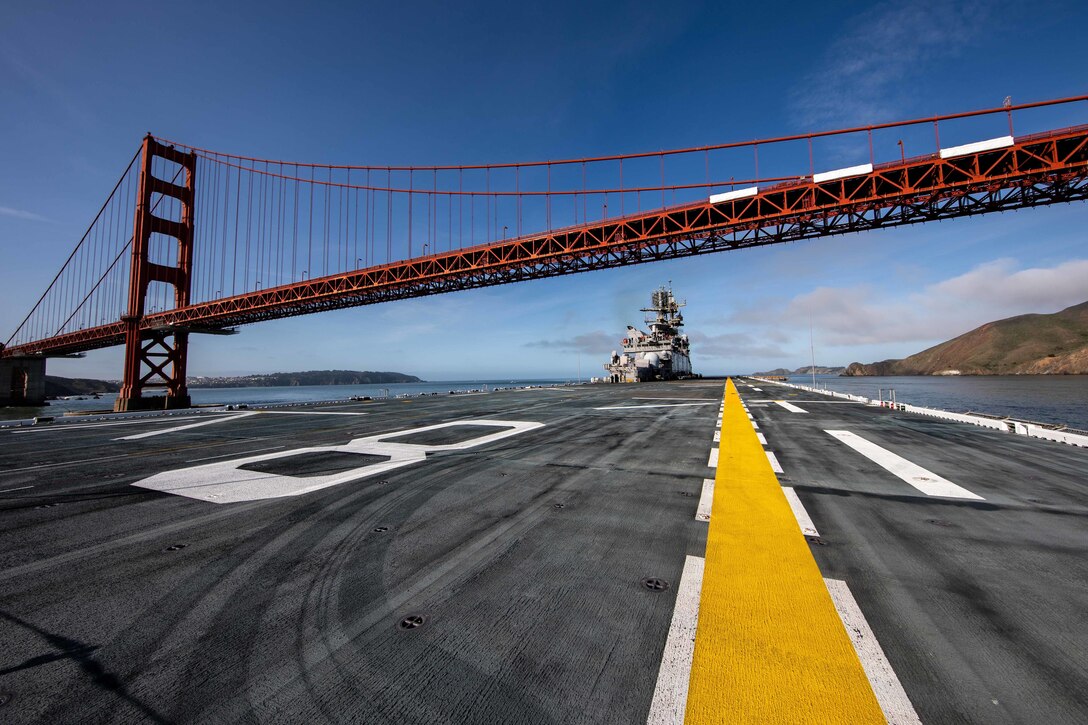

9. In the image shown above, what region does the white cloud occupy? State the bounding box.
[687,331,790,359]
[766,258,1088,347]
[525,330,618,355]
[789,1,992,128]
[0,205,50,222]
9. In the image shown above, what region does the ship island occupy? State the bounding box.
[600,285,697,383]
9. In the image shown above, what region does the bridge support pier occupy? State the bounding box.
[113,135,196,413]
[0,356,46,407]
[115,327,191,412]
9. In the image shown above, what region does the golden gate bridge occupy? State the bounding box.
[2,95,1087,410]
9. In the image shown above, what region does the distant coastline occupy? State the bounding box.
[44,370,421,397]
[751,366,845,377]
[188,370,422,388]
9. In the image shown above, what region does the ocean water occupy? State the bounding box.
[783,374,1088,431]
[0,379,573,421]
[5,375,1087,431]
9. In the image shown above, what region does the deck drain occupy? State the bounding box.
[552,503,565,509]
[0,693,11,707]
[398,614,426,630]
[805,536,827,546]
[377,480,389,486]
[35,503,59,509]
[164,544,188,552]
[677,491,694,497]
[925,519,953,527]
[641,577,669,592]
[372,526,389,533]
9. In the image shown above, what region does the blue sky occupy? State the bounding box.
[1,0,1086,380]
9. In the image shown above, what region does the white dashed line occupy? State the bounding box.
[0,485,34,494]
[825,430,984,500]
[696,478,714,522]
[782,488,819,536]
[646,555,706,724]
[756,432,767,445]
[825,578,922,725]
[708,448,718,467]
[765,451,783,473]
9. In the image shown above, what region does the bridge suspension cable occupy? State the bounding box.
[4,93,1087,367]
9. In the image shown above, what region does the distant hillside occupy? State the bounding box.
[753,365,846,376]
[189,370,422,388]
[45,376,121,397]
[844,301,1088,376]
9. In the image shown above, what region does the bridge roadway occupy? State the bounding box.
[0,379,1085,723]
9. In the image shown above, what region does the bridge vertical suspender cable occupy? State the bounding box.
[3,95,1087,412]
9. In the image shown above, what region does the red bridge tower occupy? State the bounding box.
[114,135,196,412]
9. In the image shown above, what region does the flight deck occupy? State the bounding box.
[0,379,1085,723]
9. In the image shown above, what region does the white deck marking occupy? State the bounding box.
[825,578,922,725]
[756,432,767,445]
[782,488,819,536]
[593,403,715,410]
[253,410,369,416]
[751,420,759,429]
[825,430,984,500]
[115,412,257,440]
[696,479,714,521]
[766,451,783,473]
[646,555,706,724]
[1,452,145,475]
[0,436,276,476]
[0,485,34,494]
[708,448,718,467]
[185,445,286,463]
[11,418,189,434]
[713,430,720,442]
[115,409,372,441]
[133,419,544,504]
[750,386,762,391]
[774,400,808,413]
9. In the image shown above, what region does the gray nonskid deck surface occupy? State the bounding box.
[1,380,1086,723]
[0,383,720,724]
[737,380,1088,725]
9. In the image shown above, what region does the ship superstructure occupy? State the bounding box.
[602,286,694,382]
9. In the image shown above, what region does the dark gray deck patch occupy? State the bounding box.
[380,424,513,446]
[239,451,390,477]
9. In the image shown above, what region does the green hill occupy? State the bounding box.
[44,376,121,396]
[844,301,1088,376]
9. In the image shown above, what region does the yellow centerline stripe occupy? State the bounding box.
[684,378,884,723]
